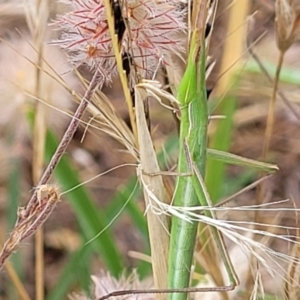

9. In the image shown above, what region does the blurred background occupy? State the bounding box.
[0,0,300,299]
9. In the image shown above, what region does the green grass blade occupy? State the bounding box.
[45,130,124,276]
[205,95,236,203]
[105,180,148,241]
[207,149,278,172]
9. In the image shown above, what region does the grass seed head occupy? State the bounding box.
[69,271,154,300]
[275,0,300,51]
[54,0,186,86]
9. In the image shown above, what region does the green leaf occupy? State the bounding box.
[206,95,236,203]
[45,130,124,276]
[207,148,278,172]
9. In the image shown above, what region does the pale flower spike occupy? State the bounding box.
[54,0,186,85]
[69,271,154,300]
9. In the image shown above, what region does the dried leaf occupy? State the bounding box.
[135,82,171,299]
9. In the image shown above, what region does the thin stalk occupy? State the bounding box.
[261,50,285,161]
[97,285,233,300]
[103,0,137,139]
[247,40,300,121]
[24,70,100,218]
[24,0,49,296]
[33,17,47,300]
[5,262,31,300]
[256,50,285,221]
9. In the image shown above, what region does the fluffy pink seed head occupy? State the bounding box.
[123,0,186,76]
[55,0,116,82]
[69,271,154,300]
[54,0,186,85]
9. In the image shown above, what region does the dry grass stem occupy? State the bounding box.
[27,1,50,298]
[103,0,137,139]
[247,43,300,122]
[261,50,285,161]
[0,185,59,270]
[262,0,300,161]
[4,261,31,300]
[275,0,300,52]
[23,70,100,219]
[214,0,250,97]
[87,89,137,159]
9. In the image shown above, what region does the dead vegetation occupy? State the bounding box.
[0,0,300,299]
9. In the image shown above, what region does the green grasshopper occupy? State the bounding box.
[167,1,239,300]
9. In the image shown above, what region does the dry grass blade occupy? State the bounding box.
[87,88,137,160]
[284,200,300,299]
[149,195,300,296]
[135,82,171,299]
[284,241,300,299]
[214,0,250,97]
[195,225,229,300]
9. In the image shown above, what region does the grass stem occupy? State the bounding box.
[262,50,285,160]
[24,70,100,217]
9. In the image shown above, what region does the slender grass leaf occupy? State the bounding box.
[45,130,124,276]
[207,149,278,172]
